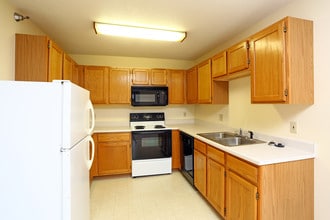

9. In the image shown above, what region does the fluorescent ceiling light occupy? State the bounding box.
[94,22,186,42]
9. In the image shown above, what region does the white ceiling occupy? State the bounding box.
[9,0,294,60]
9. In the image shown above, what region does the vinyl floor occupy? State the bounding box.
[90,171,222,220]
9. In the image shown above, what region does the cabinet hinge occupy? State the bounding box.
[224,170,227,177]
[247,58,251,65]
[224,208,227,216]
[256,192,259,200]
[283,25,287,33]
[48,41,50,49]
[284,89,288,96]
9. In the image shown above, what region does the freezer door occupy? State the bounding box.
[60,81,95,149]
[62,135,95,220]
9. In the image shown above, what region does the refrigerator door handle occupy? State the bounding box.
[87,100,95,134]
[87,135,95,170]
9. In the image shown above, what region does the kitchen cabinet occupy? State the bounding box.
[109,68,131,104]
[15,34,63,82]
[151,69,167,85]
[132,68,150,85]
[206,145,225,216]
[212,51,227,78]
[186,66,198,104]
[168,69,186,104]
[227,40,250,77]
[226,154,313,220]
[250,16,313,104]
[197,59,212,103]
[171,130,181,169]
[97,132,131,176]
[194,139,207,197]
[89,134,98,181]
[132,68,167,85]
[83,66,109,104]
[226,155,258,220]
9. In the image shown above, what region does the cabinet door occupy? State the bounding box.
[109,68,130,104]
[212,51,227,78]
[168,69,185,104]
[171,130,181,169]
[186,67,198,104]
[63,54,73,81]
[194,149,207,197]
[226,170,258,220]
[84,66,109,104]
[151,69,167,85]
[197,59,212,103]
[132,68,149,85]
[97,133,131,175]
[15,34,49,82]
[48,41,63,81]
[250,20,287,103]
[207,158,225,216]
[227,41,249,74]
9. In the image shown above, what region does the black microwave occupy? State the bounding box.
[131,86,168,106]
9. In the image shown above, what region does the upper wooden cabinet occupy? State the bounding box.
[132,68,167,85]
[151,69,167,85]
[15,34,64,82]
[197,59,212,103]
[109,68,131,104]
[132,68,149,85]
[168,69,185,104]
[186,66,198,104]
[83,66,109,104]
[250,16,313,104]
[212,51,227,78]
[227,40,250,75]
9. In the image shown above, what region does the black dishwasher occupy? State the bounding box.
[180,132,194,186]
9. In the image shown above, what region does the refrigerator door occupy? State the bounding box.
[62,135,95,220]
[60,81,95,150]
[0,81,63,220]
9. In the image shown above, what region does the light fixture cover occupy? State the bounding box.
[94,22,186,42]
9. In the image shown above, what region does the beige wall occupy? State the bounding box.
[195,0,330,219]
[0,0,44,80]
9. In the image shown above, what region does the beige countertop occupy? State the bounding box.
[93,122,315,166]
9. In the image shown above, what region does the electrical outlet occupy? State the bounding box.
[218,114,223,121]
[290,121,297,134]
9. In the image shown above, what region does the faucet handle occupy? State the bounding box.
[247,130,254,139]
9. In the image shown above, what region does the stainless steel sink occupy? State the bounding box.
[197,132,265,147]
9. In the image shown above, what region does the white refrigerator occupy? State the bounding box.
[0,80,95,220]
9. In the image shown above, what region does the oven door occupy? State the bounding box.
[132,130,172,160]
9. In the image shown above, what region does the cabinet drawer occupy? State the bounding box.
[194,139,207,154]
[97,132,131,142]
[207,145,225,164]
[227,154,258,185]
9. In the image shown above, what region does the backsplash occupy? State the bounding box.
[94,104,195,127]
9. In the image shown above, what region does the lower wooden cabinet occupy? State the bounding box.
[206,146,225,216]
[171,130,181,169]
[97,132,131,176]
[192,139,313,220]
[194,139,207,197]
